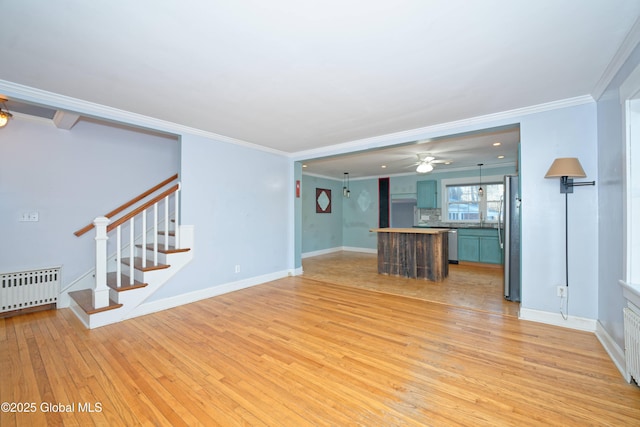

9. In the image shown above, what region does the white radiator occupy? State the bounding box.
[624,306,640,384]
[1,267,60,313]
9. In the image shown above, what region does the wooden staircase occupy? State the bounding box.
[68,175,194,328]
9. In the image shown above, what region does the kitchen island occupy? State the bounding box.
[370,228,449,281]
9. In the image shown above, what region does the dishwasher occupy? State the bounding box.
[448,229,458,264]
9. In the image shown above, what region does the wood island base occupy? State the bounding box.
[370,228,449,282]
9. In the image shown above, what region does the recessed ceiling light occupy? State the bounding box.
[381,165,387,169]
[302,164,308,168]
[493,142,501,146]
[497,155,505,159]
[445,161,452,165]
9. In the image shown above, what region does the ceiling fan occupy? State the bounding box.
[412,154,451,174]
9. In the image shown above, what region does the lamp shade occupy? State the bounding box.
[544,157,587,178]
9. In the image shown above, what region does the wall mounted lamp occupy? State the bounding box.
[544,157,596,318]
[0,96,13,128]
[544,157,595,193]
[343,172,350,198]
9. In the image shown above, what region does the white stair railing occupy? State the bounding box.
[91,184,180,309]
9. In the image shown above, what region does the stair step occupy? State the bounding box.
[69,290,123,315]
[106,272,148,292]
[158,231,176,237]
[136,244,191,254]
[121,257,170,272]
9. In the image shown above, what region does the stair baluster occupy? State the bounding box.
[153,204,158,265]
[164,195,170,251]
[129,218,135,285]
[116,226,122,288]
[141,209,147,269]
[175,183,181,247]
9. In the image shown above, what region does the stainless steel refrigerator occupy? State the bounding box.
[500,175,521,302]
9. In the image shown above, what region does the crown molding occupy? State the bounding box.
[0,79,595,161]
[303,162,517,182]
[592,16,640,101]
[291,95,594,161]
[0,80,287,157]
[301,172,341,181]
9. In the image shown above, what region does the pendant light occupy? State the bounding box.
[343,172,351,198]
[478,163,484,197]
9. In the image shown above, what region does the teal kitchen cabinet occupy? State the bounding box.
[457,228,503,264]
[458,235,480,261]
[416,180,437,209]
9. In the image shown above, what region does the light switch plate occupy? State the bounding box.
[19,211,39,222]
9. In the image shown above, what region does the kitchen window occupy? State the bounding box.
[446,182,503,222]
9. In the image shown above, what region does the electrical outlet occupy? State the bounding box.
[235,265,240,273]
[556,286,568,298]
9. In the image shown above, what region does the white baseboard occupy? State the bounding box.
[302,246,376,258]
[301,247,343,258]
[342,246,377,254]
[519,307,597,332]
[595,320,628,382]
[127,269,291,320]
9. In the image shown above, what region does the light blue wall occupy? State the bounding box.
[0,117,179,285]
[149,132,290,301]
[596,43,640,349]
[343,178,379,250]
[301,174,343,254]
[519,103,598,319]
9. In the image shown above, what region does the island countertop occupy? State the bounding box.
[370,227,449,234]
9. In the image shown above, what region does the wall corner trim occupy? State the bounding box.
[592,17,640,100]
[595,320,628,382]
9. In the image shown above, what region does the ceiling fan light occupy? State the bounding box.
[416,162,433,173]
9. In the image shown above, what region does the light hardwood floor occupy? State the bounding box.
[303,251,519,317]
[1,262,639,425]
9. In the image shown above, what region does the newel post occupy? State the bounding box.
[93,216,110,309]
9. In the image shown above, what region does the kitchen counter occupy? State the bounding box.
[369,228,448,281]
[371,227,450,234]
[414,225,500,230]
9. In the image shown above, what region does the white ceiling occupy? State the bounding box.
[1,1,638,168]
[302,124,520,179]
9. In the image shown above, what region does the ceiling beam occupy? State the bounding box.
[53,110,80,130]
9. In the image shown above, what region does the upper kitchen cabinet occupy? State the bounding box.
[417,180,438,209]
